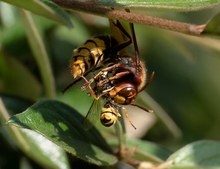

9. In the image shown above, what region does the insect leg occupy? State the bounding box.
[97,70,131,87]
[80,75,100,100]
[62,64,98,93]
[130,103,153,113]
[81,63,125,91]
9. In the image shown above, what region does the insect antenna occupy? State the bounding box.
[121,107,137,130]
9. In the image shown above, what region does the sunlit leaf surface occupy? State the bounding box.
[1,0,72,27]
[8,100,117,166]
[167,140,220,169]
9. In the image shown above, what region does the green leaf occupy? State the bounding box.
[109,139,171,163]
[167,140,220,169]
[127,139,171,162]
[1,0,72,27]
[18,129,71,169]
[21,10,55,99]
[0,96,70,169]
[98,0,219,11]
[8,100,118,166]
[0,54,41,100]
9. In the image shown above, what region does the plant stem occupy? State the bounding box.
[115,118,125,156]
[52,0,205,35]
[0,98,30,151]
[114,107,128,158]
[20,10,56,99]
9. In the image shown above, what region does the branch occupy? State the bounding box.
[52,0,206,35]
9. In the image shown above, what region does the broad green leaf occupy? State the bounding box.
[17,129,71,169]
[109,139,171,163]
[167,140,220,169]
[8,100,118,166]
[1,0,72,27]
[0,96,70,169]
[127,139,171,162]
[1,126,71,169]
[98,0,219,11]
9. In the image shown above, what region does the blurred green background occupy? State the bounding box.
[1,1,220,168]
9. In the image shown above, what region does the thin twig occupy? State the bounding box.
[21,10,56,99]
[52,0,206,35]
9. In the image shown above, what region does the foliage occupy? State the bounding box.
[0,0,220,169]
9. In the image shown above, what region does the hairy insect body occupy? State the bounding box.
[94,57,147,106]
[64,20,154,129]
[100,103,121,127]
[70,35,118,79]
[89,55,151,129]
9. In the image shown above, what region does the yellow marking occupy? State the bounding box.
[100,106,121,127]
[109,89,117,98]
[77,48,91,56]
[73,49,78,54]
[70,37,110,79]
[90,48,103,64]
[85,41,97,48]
[92,38,106,47]
[70,59,85,78]
[114,95,126,104]
[84,38,106,52]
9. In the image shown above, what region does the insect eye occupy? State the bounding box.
[119,87,136,97]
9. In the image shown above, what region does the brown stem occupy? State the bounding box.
[52,0,206,35]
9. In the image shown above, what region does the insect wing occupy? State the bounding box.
[83,98,105,130]
[62,66,99,93]
[62,77,84,93]
[109,19,131,56]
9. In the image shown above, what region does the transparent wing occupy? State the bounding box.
[83,98,105,130]
[109,19,130,56]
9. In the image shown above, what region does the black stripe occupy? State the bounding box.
[77,47,91,53]
[83,56,89,71]
[85,39,99,47]
[94,35,118,48]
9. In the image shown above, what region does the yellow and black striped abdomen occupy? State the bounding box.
[70,35,118,79]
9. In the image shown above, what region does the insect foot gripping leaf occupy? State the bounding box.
[8,99,118,166]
